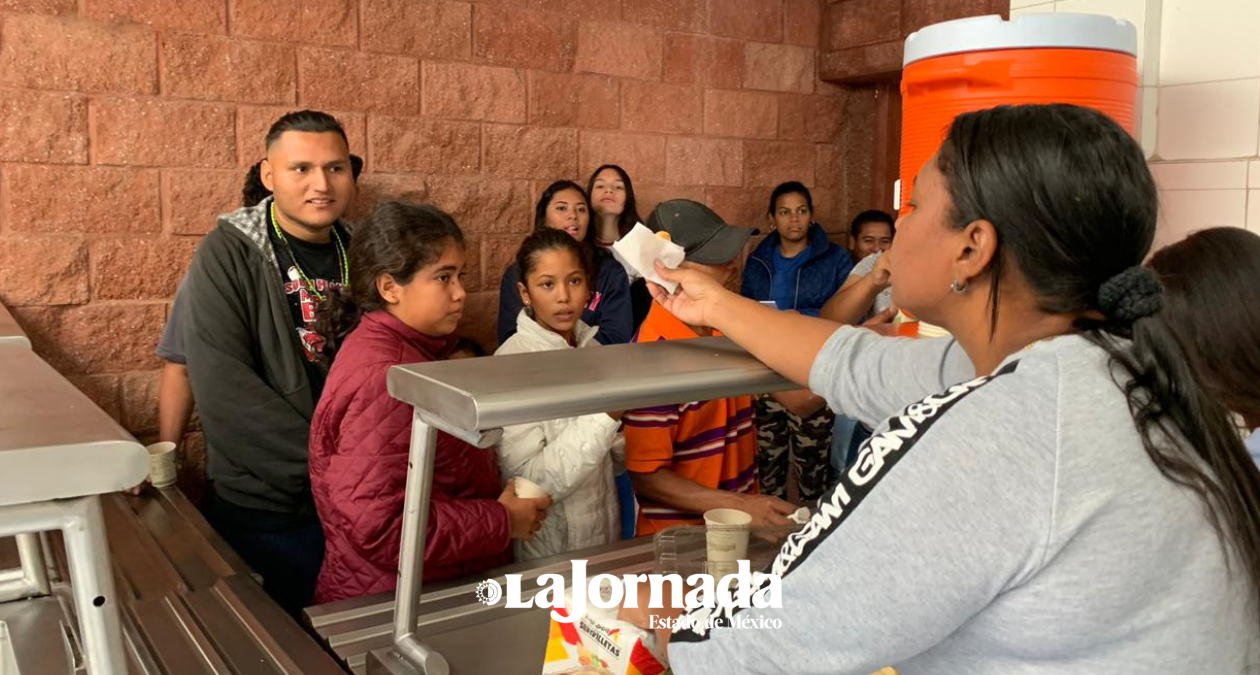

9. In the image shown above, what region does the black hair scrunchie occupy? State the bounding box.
[1097,266,1164,324]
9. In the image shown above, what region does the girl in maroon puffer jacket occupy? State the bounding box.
[310,202,551,604]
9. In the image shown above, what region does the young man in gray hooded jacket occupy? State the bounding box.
[181,110,356,614]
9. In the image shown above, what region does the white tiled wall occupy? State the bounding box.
[1137,87,1158,157]
[1157,80,1260,160]
[1150,160,1249,191]
[1154,190,1247,250]
[1006,0,1260,242]
[1159,0,1260,85]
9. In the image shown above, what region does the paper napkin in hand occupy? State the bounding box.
[612,223,686,293]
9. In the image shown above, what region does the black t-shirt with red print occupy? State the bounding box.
[267,222,349,400]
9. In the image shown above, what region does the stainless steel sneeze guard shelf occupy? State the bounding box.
[387,336,795,431]
[364,336,794,675]
[0,347,147,507]
[0,302,30,348]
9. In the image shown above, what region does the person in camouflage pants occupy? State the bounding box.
[755,393,836,501]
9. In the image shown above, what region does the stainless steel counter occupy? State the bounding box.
[0,305,347,675]
[337,335,794,675]
[0,322,805,674]
[0,335,150,674]
[306,538,659,675]
[0,488,349,675]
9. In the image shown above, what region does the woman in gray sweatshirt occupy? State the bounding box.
[635,104,1260,675]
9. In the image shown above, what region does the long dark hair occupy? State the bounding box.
[585,164,641,240]
[315,201,464,356]
[242,162,271,207]
[534,180,590,233]
[1148,227,1260,427]
[938,104,1260,616]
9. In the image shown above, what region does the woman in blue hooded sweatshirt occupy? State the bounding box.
[740,182,853,500]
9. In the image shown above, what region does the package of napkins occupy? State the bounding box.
[541,582,669,675]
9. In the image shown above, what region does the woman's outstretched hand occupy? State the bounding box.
[645,261,729,328]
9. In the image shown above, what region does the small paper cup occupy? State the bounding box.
[704,508,751,578]
[513,477,551,500]
[146,442,178,489]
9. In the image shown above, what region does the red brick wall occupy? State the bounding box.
[0,0,879,464]
[821,0,1008,82]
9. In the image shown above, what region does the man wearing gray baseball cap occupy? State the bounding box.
[645,199,757,267]
[621,200,796,538]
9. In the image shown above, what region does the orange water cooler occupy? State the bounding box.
[897,13,1139,215]
[893,14,1138,337]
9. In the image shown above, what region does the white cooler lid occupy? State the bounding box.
[904,13,1137,67]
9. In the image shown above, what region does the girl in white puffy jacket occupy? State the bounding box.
[495,229,624,561]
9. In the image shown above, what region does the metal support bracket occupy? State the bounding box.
[0,497,127,675]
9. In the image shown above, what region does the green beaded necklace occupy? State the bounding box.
[270,201,349,302]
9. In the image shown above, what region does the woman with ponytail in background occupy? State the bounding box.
[1148,227,1260,465]
[308,202,551,604]
[625,104,1260,673]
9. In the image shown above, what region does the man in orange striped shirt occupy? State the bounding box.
[623,200,798,536]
